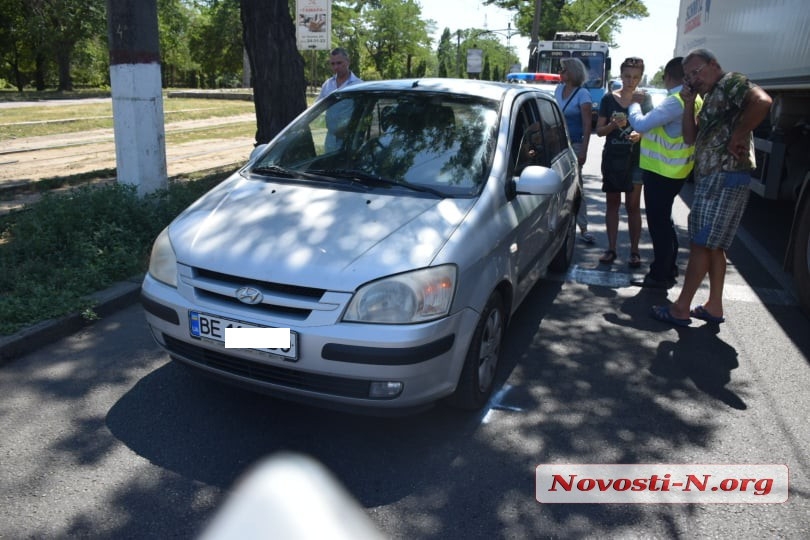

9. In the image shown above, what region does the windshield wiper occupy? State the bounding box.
[249,165,364,187]
[249,165,299,178]
[314,169,446,198]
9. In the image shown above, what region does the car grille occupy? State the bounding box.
[190,267,330,321]
[164,335,372,399]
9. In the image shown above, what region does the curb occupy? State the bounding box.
[0,277,143,366]
[166,90,253,101]
[0,178,37,197]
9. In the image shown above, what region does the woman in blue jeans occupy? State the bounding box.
[555,57,594,244]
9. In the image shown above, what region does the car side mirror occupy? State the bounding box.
[248,143,268,164]
[515,166,564,195]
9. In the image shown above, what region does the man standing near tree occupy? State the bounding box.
[317,48,362,151]
[318,47,362,100]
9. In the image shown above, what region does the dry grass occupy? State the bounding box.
[0,97,255,139]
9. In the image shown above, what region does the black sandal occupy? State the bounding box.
[599,250,617,264]
[629,252,642,268]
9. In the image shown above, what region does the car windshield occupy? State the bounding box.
[250,91,500,197]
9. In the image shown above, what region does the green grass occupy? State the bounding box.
[0,174,228,336]
[0,88,112,102]
[0,97,255,139]
[165,119,256,145]
[0,91,263,336]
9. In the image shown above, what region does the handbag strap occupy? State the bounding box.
[562,86,583,112]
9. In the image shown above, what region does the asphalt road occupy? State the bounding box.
[1,136,809,538]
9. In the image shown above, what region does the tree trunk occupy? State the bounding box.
[10,49,24,92]
[240,0,307,145]
[56,44,73,91]
[34,53,47,91]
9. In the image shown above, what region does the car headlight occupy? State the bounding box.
[148,227,178,287]
[343,265,457,324]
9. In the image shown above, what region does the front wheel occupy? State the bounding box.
[447,291,506,410]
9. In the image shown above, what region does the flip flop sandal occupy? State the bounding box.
[599,250,617,264]
[629,252,642,268]
[650,305,692,327]
[690,305,725,323]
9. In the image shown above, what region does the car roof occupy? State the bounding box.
[334,77,554,104]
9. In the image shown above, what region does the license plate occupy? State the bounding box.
[189,311,298,360]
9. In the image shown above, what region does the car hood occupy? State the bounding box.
[170,177,475,291]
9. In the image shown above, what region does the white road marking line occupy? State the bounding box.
[551,265,797,306]
[480,383,523,424]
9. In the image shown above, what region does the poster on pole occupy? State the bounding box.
[296,0,331,51]
[467,49,483,74]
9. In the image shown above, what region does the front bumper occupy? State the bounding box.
[140,273,479,411]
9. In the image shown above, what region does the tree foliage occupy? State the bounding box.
[157,0,198,87]
[30,0,107,91]
[0,0,33,90]
[0,0,655,140]
[0,0,106,91]
[1,0,653,92]
[437,28,456,78]
[484,0,648,43]
[361,0,432,79]
[460,31,518,80]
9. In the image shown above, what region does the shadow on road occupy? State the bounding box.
[100,280,731,538]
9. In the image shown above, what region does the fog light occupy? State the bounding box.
[369,381,403,399]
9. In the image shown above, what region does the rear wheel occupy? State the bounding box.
[447,291,505,410]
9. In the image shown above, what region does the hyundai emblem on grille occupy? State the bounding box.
[235,286,263,305]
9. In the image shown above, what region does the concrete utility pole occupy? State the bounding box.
[529,0,542,72]
[106,0,167,195]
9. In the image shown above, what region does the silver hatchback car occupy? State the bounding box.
[141,78,581,414]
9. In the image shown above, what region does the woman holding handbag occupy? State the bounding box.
[555,58,595,244]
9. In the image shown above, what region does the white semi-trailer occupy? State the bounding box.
[675,0,810,314]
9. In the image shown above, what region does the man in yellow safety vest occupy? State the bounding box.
[628,57,703,288]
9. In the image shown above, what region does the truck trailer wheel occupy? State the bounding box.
[792,195,810,317]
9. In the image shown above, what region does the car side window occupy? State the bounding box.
[536,98,566,160]
[512,100,544,175]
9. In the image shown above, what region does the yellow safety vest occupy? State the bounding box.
[639,93,701,179]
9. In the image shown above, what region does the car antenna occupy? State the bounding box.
[412,80,419,88]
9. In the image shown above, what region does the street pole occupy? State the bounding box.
[529,0,542,72]
[457,30,462,78]
[106,0,167,196]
